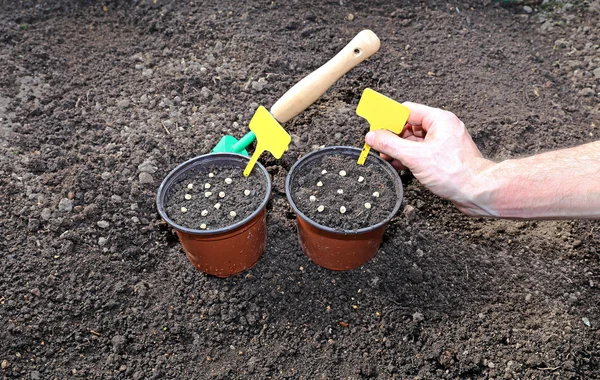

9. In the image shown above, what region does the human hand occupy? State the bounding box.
[365,102,495,216]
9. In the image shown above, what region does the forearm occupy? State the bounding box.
[469,141,600,219]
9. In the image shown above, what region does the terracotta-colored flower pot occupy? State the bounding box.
[285,146,403,270]
[156,153,271,278]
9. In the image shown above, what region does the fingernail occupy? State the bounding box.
[365,131,374,145]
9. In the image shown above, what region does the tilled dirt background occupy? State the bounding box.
[1,0,599,378]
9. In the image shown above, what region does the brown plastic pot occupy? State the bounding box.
[285,146,403,271]
[156,153,271,278]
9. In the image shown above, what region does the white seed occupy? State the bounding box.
[244,189,251,196]
[201,209,208,216]
[372,191,380,198]
[229,211,237,218]
[204,183,211,189]
[219,191,225,198]
[358,176,364,183]
[200,223,207,229]
[317,205,325,212]
[181,207,188,213]
[208,173,215,178]
[214,203,221,209]
[309,195,316,202]
[339,170,347,177]
[225,177,233,184]
[321,169,327,175]
[340,206,347,214]
[184,194,192,200]
[204,191,212,197]
[317,181,323,187]
[337,189,344,194]
[364,202,372,209]
[187,183,194,190]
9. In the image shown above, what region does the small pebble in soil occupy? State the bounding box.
[58,198,73,212]
[219,191,225,198]
[201,209,208,216]
[340,206,347,214]
[244,189,251,196]
[339,170,346,177]
[317,205,325,212]
[200,223,207,229]
[181,207,188,213]
[309,195,316,202]
[365,202,372,209]
[204,191,212,197]
[317,181,323,187]
[185,194,192,200]
[208,173,214,178]
[372,191,380,197]
[139,172,154,184]
[225,177,233,184]
[214,203,221,209]
[204,183,211,189]
[229,211,237,218]
[358,176,364,182]
[187,183,194,189]
[321,170,327,174]
[337,189,343,194]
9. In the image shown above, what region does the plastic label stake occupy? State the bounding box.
[355,88,410,165]
[243,106,291,177]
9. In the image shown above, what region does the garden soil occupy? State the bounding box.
[1,0,599,378]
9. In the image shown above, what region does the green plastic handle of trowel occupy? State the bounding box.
[231,131,256,153]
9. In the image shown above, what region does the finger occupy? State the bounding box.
[401,133,423,143]
[400,123,414,139]
[402,101,440,129]
[400,124,426,140]
[411,123,426,138]
[380,152,406,170]
[365,129,419,163]
[389,159,407,171]
[380,153,394,162]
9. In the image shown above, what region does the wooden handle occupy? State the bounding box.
[269,30,380,123]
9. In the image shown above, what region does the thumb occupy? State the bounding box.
[365,130,420,164]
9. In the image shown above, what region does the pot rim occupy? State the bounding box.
[285,146,403,235]
[156,153,271,235]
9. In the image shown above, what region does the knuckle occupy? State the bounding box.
[441,111,464,129]
[442,110,459,122]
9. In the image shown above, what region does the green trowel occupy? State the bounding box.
[213,131,256,156]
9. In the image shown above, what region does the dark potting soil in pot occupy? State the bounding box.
[291,154,397,231]
[165,165,266,230]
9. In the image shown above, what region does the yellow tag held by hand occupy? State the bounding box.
[355,88,410,165]
[243,106,292,176]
